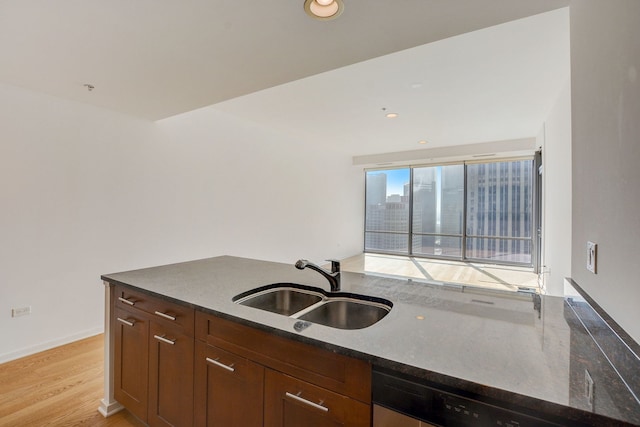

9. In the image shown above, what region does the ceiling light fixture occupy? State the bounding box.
[385,112,398,119]
[418,140,428,145]
[304,0,344,20]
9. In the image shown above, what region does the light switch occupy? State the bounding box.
[587,241,597,274]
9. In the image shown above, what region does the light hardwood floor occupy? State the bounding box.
[341,253,539,291]
[0,334,143,427]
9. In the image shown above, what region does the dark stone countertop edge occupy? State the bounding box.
[567,278,640,358]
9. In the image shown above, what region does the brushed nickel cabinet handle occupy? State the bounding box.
[285,392,329,412]
[118,297,135,306]
[116,317,134,327]
[153,335,176,345]
[205,357,235,372]
[154,311,176,321]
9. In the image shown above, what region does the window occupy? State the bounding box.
[412,165,464,257]
[364,159,535,266]
[466,160,533,264]
[365,168,410,253]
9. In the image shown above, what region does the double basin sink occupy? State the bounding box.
[233,283,392,330]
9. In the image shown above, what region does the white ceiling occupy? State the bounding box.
[0,1,569,156]
[213,8,570,156]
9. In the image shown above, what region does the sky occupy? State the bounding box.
[375,168,409,196]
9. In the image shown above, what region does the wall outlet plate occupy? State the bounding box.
[12,306,31,317]
[587,241,597,274]
[585,369,595,410]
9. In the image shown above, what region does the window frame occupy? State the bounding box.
[364,157,537,268]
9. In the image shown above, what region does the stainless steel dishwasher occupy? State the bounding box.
[372,368,563,427]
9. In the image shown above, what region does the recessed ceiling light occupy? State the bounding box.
[385,112,399,119]
[304,0,344,20]
[411,82,423,89]
[418,140,428,145]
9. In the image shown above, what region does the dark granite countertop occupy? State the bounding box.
[101,255,640,426]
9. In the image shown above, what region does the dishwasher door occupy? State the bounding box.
[373,405,438,427]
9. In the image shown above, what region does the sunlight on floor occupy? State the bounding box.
[341,253,539,292]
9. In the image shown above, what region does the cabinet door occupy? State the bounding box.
[194,341,263,427]
[264,369,370,427]
[148,321,194,427]
[114,307,149,423]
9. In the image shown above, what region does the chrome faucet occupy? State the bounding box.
[295,259,341,292]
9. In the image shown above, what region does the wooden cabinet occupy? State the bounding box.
[110,285,371,427]
[114,306,149,421]
[112,285,195,426]
[194,341,264,426]
[148,321,194,427]
[264,369,370,427]
[195,311,371,427]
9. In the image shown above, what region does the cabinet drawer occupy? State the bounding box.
[200,343,257,380]
[114,285,152,311]
[195,311,371,403]
[114,285,194,334]
[264,369,370,427]
[146,297,194,335]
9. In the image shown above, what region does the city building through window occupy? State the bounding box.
[365,159,534,266]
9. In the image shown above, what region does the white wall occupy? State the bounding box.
[539,80,572,296]
[570,0,640,343]
[0,83,363,362]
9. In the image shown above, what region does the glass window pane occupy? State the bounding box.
[364,160,534,266]
[413,164,464,236]
[466,160,532,238]
[466,237,531,264]
[365,232,408,253]
[412,235,462,257]
[365,169,410,254]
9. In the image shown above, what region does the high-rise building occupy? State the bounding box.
[365,160,533,264]
[366,172,387,206]
[365,171,409,253]
[466,160,532,263]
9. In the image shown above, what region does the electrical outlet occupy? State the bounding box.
[585,369,595,409]
[11,306,31,317]
[587,241,597,274]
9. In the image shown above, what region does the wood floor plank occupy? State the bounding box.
[0,334,144,427]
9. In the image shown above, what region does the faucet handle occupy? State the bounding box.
[326,259,341,273]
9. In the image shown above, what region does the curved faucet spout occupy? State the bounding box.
[295,259,341,292]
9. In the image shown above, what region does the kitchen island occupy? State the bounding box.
[100,256,640,426]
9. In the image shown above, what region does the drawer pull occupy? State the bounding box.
[116,317,134,327]
[285,392,329,412]
[205,357,235,372]
[154,311,176,321]
[153,334,176,345]
[118,297,135,306]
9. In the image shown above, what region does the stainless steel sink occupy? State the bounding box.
[234,286,323,316]
[233,283,392,330]
[298,298,390,330]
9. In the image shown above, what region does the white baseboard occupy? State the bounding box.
[98,399,124,417]
[0,327,104,364]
